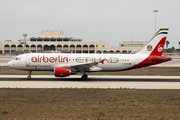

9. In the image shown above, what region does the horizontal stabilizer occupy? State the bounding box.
[148,57,171,61]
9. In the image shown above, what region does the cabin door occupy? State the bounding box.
[26,54,31,65]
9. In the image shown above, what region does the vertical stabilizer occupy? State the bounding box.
[139,28,169,56]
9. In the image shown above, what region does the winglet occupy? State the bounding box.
[100,59,105,64]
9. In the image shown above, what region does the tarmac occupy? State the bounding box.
[0,75,180,89]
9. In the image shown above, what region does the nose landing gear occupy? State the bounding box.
[27,70,32,80]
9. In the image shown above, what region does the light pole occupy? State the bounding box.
[153,10,158,33]
[23,34,27,53]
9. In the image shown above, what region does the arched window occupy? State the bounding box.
[63,44,68,47]
[57,45,62,47]
[18,44,23,47]
[31,45,36,47]
[37,45,42,48]
[83,44,88,47]
[103,50,108,54]
[89,44,95,47]
[122,50,127,54]
[57,44,62,51]
[109,50,114,53]
[44,45,49,51]
[11,45,16,47]
[4,44,10,47]
[63,44,68,51]
[115,50,121,54]
[50,45,55,51]
[76,44,81,47]
[70,44,75,47]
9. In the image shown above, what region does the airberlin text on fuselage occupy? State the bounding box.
[31,55,68,63]
[31,55,120,63]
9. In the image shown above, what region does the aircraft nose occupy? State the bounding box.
[7,61,14,68]
[7,61,11,67]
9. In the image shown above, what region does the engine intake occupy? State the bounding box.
[54,67,71,77]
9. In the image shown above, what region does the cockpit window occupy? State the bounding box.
[14,57,21,61]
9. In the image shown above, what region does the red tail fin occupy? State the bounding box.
[150,37,166,56]
[139,28,168,56]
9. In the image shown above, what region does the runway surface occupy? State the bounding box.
[0,75,180,89]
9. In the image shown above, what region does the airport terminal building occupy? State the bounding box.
[0,30,146,54]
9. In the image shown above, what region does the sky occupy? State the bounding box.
[0,0,180,48]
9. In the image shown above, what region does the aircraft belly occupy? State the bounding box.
[99,63,133,71]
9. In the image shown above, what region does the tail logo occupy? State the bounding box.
[147,45,152,51]
[158,44,163,52]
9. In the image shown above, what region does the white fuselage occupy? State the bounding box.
[8,53,145,71]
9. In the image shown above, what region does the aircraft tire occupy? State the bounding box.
[27,76,31,80]
[81,74,88,80]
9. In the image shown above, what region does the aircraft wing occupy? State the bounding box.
[54,60,105,71]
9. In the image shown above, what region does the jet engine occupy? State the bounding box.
[54,67,71,77]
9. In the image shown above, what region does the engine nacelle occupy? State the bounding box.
[54,67,71,77]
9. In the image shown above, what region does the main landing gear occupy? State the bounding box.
[27,70,32,80]
[81,74,88,80]
[80,71,88,80]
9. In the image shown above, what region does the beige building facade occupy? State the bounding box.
[120,41,148,47]
[41,30,64,37]
[0,31,144,54]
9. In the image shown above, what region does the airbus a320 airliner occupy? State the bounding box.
[8,28,171,80]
